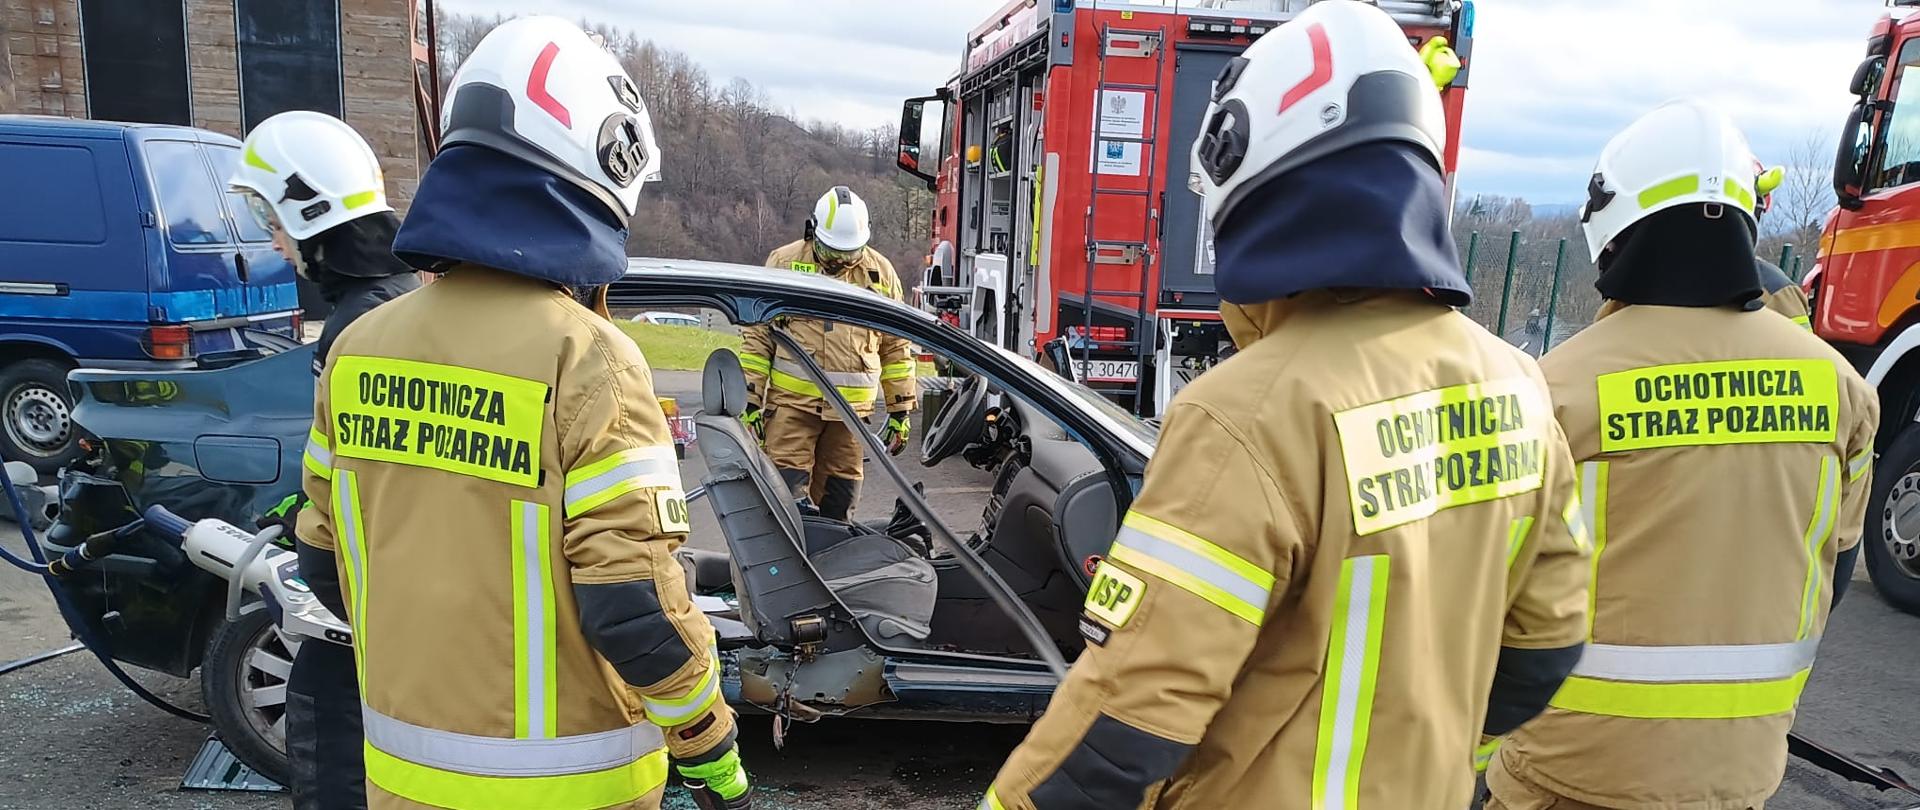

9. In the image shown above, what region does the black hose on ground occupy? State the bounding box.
[0,470,209,723]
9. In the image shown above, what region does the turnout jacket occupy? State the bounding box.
[740,240,916,419]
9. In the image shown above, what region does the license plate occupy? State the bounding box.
[1074,360,1140,383]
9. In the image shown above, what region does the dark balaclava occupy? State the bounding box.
[1593,204,1761,309]
[298,211,415,303]
[1212,141,1471,346]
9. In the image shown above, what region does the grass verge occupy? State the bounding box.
[616,321,741,371]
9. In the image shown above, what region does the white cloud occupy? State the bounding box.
[443,0,1889,202]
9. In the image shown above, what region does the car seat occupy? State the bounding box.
[694,349,937,646]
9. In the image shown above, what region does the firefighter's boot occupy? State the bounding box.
[819,476,860,521]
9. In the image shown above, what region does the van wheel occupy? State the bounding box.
[0,359,79,474]
[203,610,293,785]
[1866,424,1920,616]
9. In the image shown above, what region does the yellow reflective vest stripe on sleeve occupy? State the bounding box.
[1312,554,1391,810]
[1849,449,1872,483]
[881,360,915,382]
[1791,315,1812,330]
[304,428,334,481]
[642,650,723,727]
[1594,359,1839,452]
[329,355,549,488]
[334,470,369,685]
[979,787,1006,810]
[563,445,682,519]
[510,500,559,739]
[738,353,771,376]
[1108,511,1275,626]
[1473,737,1502,774]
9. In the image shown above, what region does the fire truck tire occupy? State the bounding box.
[1865,423,1920,616]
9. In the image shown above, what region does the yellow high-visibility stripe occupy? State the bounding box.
[1796,457,1840,640]
[881,361,915,381]
[978,787,1006,810]
[1849,449,1873,483]
[1473,737,1501,774]
[511,500,558,739]
[1109,512,1274,626]
[768,367,874,403]
[1580,461,1609,639]
[1723,178,1754,212]
[1791,315,1812,330]
[333,470,368,685]
[365,742,667,810]
[1549,670,1810,720]
[563,445,681,519]
[1312,555,1390,810]
[1505,516,1534,570]
[305,428,334,481]
[244,143,276,173]
[1562,491,1589,553]
[342,190,380,210]
[1638,174,1700,209]
[738,353,772,375]
[642,650,722,727]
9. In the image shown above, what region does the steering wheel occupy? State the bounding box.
[921,375,992,468]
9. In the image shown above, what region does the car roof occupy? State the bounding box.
[624,257,935,322]
[0,115,238,146]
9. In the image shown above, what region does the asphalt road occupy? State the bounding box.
[1,370,1917,808]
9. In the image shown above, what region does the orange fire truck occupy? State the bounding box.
[895,0,1474,416]
[1813,0,1920,615]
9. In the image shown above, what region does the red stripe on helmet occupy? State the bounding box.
[528,42,572,128]
[1278,23,1333,114]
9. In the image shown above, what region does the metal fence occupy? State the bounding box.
[1456,229,1807,358]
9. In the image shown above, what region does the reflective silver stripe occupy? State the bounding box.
[362,705,664,778]
[335,471,367,682]
[642,653,720,726]
[518,500,550,739]
[1112,526,1271,615]
[305,438,333,468]
[774,358,879,388]
[562,447,680,515]
[1571,637,1820,682]
[1849,450,1873,482]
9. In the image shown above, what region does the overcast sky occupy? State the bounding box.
[443,0,1885,203]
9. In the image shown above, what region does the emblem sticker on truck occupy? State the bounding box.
[1334,378,1548,536]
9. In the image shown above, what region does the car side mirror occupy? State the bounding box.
[1835,100,1873,211]
[897,96,940,190]
[1852,55,1887,98]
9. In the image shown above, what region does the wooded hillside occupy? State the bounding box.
[436,12,936,274]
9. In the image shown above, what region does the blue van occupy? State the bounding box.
[0,116,300,471]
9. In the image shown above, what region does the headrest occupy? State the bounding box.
[703,349,750,417]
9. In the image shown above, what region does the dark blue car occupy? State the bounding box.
[0,116,300,471]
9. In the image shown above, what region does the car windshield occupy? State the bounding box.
[999,350,1160,445]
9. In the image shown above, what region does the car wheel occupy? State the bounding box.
[1866,423,1920,616]
[203,610,293,785]
[0,358,79,474]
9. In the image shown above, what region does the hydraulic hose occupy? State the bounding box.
[0,470,209,723]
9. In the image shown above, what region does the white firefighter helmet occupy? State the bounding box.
[1190,0,1448,231]
[810,186,871,253]
[1580,100,1759,263]
[440,15,661,222]
[228,111,391,241]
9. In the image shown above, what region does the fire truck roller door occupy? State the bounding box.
[1161,45,1239,302]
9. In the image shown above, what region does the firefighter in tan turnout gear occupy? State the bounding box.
[980,5,1589,808]
[739,186,917,520]
[294,17,750,810]
[1486,101,1878,810]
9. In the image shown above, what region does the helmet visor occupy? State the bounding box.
[243,193,282,234]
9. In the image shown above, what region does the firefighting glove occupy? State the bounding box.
[882,411,911,456]
[740,405,767,442]
[258,492,308,547]
[676,745,752,808]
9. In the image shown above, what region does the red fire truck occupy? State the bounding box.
[1812,0,1920,614]
[895,0,1475,416]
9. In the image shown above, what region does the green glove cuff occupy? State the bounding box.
[265,492,302,520]
[677,746,750,801]
[886,414,911,436]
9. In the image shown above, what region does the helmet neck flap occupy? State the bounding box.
[1594,204,1761,310]
[1213,141,1469,346]
[393,144,630,286]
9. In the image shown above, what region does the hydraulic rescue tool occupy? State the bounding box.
[141,505,352,650]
